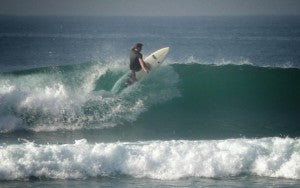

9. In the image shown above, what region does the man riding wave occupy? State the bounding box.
[128,43,150,84]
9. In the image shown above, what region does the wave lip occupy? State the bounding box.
[0,137,299,180]
[168,56,300,69]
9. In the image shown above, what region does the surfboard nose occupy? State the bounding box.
[163,47,170,54]
[160,47,170,57]
[151,47,170,62]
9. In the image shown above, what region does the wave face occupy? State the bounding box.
[159,64,300,138]
[0,62,300,138]
[0,137,299,180]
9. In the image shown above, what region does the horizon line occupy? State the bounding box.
[1,14,300,17]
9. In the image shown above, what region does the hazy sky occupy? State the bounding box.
[1,0,300,16]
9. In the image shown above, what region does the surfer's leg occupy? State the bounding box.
[131,71,137,82]
[126,71,137,86]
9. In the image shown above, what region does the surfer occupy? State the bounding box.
[128,43,150,84]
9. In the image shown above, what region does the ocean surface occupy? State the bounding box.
[0,16,300,187]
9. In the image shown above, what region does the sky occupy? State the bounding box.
[0,0,300,16]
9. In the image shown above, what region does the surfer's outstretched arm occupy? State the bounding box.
[138,58,150,73]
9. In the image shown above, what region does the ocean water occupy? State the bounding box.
[0,16,300,187]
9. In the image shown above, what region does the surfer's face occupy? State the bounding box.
[136,46,142,52]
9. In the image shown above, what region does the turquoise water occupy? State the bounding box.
[0,16,300,187]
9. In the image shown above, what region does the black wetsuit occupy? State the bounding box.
[130,50,142,71]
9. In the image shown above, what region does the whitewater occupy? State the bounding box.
[0,137,299,180]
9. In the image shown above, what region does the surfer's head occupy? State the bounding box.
[132,43,143,52]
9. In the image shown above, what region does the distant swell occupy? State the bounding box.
[0,137,299,180]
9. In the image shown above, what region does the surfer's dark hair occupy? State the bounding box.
[136,43,143,48]
[131,43,143,50]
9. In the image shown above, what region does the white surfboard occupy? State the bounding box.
[134,47,170,80]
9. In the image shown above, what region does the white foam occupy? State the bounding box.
[19,83,69,114]
[262,61,296,69]
[0,80,15,95]
[0,137,299,180]
[167,56,254,66]
[168,56,300,69]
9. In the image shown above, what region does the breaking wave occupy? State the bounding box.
[0,60,299,138]
[0,137,299,180]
